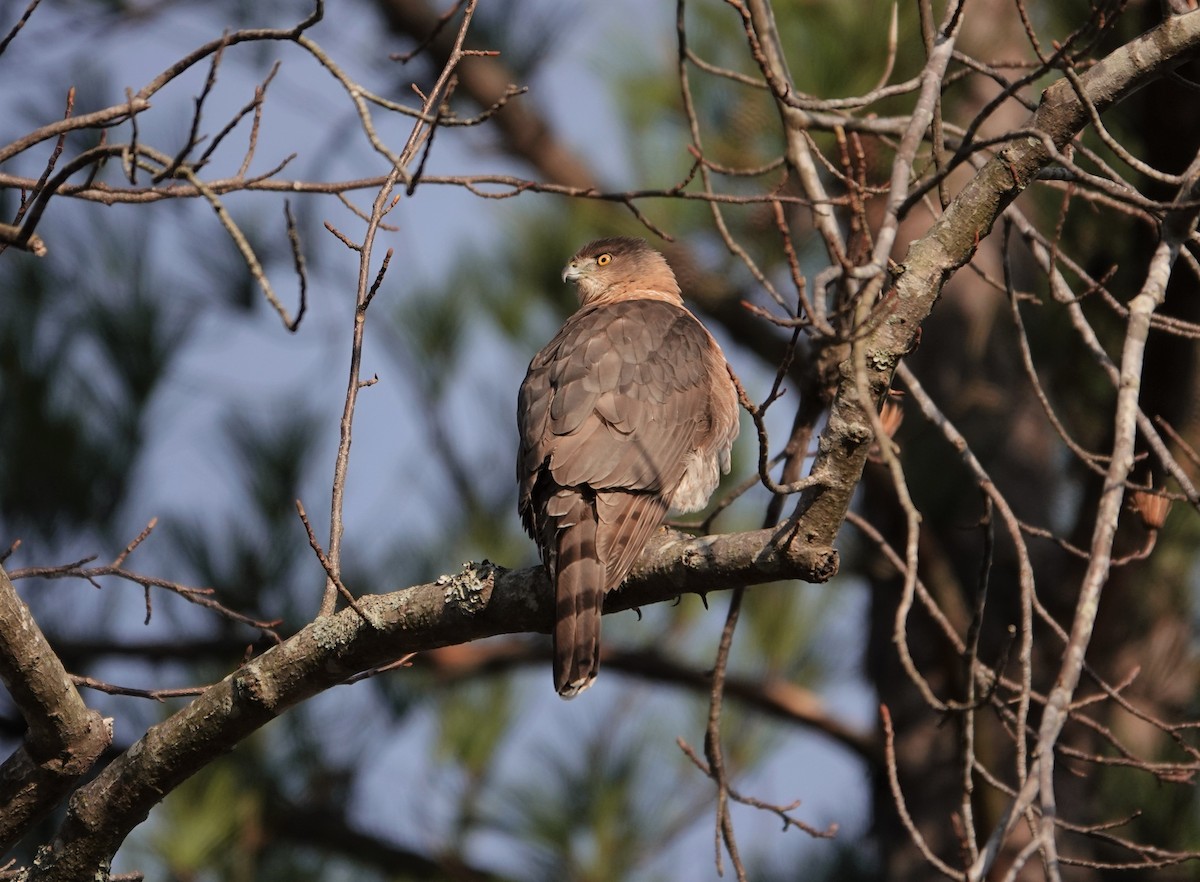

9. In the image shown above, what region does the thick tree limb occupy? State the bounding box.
[24,525,835,881]
[793,10,1200,547]
[0,568,110,852]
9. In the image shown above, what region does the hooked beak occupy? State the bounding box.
[562,261,583,284]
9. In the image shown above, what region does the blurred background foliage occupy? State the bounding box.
[1,0,1198,880]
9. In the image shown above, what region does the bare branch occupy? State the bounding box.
[0,567,110,852]
[27,524,835,880]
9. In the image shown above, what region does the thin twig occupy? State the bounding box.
[295,500,371,625]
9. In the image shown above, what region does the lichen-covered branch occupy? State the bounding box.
[0,567,110,852]
[24,525,834,881]
[793,10,1200,548]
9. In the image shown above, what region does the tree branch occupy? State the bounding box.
[26,525,835,881]
[0,567,110,853]
[792,10,1200,548]
[266,803,515,881]
[420,641,880,763]
[376,0,598,189]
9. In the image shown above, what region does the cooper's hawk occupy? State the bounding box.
[517,237,740,697]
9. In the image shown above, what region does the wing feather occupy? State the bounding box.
[594,490,671,592]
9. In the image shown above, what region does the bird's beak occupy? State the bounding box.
[562,262,582,284]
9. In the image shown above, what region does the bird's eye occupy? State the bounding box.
[596,253,612,266]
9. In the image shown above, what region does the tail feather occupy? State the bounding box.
[551,494,604,698]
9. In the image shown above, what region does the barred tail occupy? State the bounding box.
[552,498,604,698]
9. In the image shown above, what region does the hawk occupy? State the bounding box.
[517,237,740,697]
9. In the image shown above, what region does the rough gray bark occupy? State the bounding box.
[22,524,835,881]
[0,568,110,853]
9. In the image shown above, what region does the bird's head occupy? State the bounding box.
[562,237,682,307]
